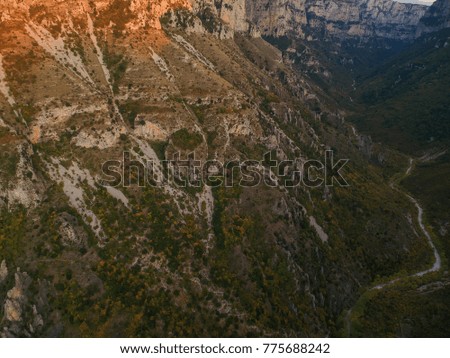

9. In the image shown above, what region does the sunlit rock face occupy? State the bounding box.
[0,0,262,39]
[244,0,428,41]
[0,0,430,41]
[129,0,193,30]
[0,0,192,30]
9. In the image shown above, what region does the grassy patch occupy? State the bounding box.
[171,128,203,151]
[103,49,128,93]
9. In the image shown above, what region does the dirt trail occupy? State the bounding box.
[374,158,441,290]
[345,157,442,334]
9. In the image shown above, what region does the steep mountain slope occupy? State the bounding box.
[0,0,442,338]
[418,0,450,35]
[350,27,450,153]
[245,0,427,41]
[244,0,434,120]
[320,1,450,338]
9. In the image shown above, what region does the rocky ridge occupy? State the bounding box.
[242,0,428,41]
[418,0,450,35]
[0,0,442,337]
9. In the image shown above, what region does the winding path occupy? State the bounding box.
[345,157,442,334]
[405,194,441,277]
[374,158,441,289]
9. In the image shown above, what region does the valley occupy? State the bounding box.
[0,0,448,338]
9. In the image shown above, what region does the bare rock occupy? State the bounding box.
[4,297,22,322]
[0,260,7,284]
[245,0,427,41]
[3,270,32,323]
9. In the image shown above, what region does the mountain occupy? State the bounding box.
[0,0,447,338]
[240,0,439,123]
[418,0,450,34]
[245,0,427,42]
[350,27,450,153]
[336,0,450,337]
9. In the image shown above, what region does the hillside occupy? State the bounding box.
[0,0,447,338]
[350,28,450,153]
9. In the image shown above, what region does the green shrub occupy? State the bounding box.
[171,128,203,150]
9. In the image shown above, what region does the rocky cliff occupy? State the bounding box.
[0,1,435,42]
[418,0,450,35]
[244,0,428,41]
[0,0,440,338]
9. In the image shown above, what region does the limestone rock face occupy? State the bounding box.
[3,271,31,323]
[128,0,193,30]
[417,0,450,35]
[0,260,7,284]
[0,0,192,30]
[209,0,260,35]
[4,295,22,322]
[0,0,430,41]
[244,0,428,41]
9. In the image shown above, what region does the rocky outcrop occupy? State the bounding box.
[245,0,428,41]
[207,0,260,35]
[417,0,450,35]
[0,0,433,42]
[1,269,46,337]
[0,260,7,284]
[3,271,31,323]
